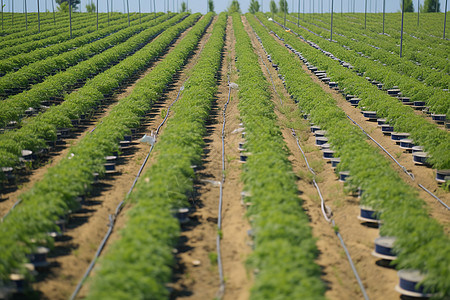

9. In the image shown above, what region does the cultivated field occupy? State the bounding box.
[0,9,449,300]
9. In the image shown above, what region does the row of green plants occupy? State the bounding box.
[301,13,449,72]
[0,11,144,38]
[287,13,450,85]
[234,14,325,299]
[0,13,170,96]
[0,13,177,128]
[0,12,78,37]
[321,12,449,49]
[85,12,225,299]
[0,13,105,46]
[358,12,449,50]
[0,13,190,171]
[260,13,450,169]
[0,12,110,51]
[281,14,450,115]
[0,12,137,62]
[248,14,450,297]
[0,12,207,281]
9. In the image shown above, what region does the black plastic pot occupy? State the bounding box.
[381,124,394,135]
[330,158,340,168]
[436,169,450,183]
[357,206,380,224]
[315,137,328,146]
[413,152,428,165]
[377,118,386,126]
[391,132,410,143]
[398,97,412,105]
[322,149,335,160]
[314,130,327,137]
[431,114,446,124]
[395,269,432,298]
[399,138,414,151]
[362,111,377,120]
[27,247,49,268]
[339,171,350,182]
[349,98,361,106]
[387,88,401,96]
[372,236,397,260]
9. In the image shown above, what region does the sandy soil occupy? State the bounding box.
[169,16,253,300]
[243,15,404,300]
[2,18,211,300]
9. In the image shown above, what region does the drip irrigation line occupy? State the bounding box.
[419,184,450,210]
[214,71,232,299]
[331,218,370,300]
[291,129,369,300]
[69,79,188,300]
[346,115,449,211]
[346,115,415,180]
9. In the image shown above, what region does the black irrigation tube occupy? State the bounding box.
[291,129,369,300]
[69,79,188,300]
[346,114,450,211]
[215,74,232,300]
[249,22,369,300]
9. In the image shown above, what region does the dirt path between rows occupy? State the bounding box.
[243,15,400,300]
[169,16,252,300]
[21,17,215,300]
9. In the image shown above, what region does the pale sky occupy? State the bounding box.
[2,0,437,14]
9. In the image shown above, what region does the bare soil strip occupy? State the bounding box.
[243,15,400,300]
[15,18,215,300]
[169,16,252,300]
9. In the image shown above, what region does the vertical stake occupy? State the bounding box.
[444,0,448,39]
[126,0,129,26]
[25,0,27,30]
[38,0,40,33]
[51,0,55,24]
[400,0,405,57]
[69,0,72,38]
[96,0,99,30]
[383,0,385,34]
[365,0,367,29]
[331,0,334,40]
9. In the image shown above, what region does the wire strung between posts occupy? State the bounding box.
[346,115,449,211]
[248,23,369,299]
[69,79,188,300]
